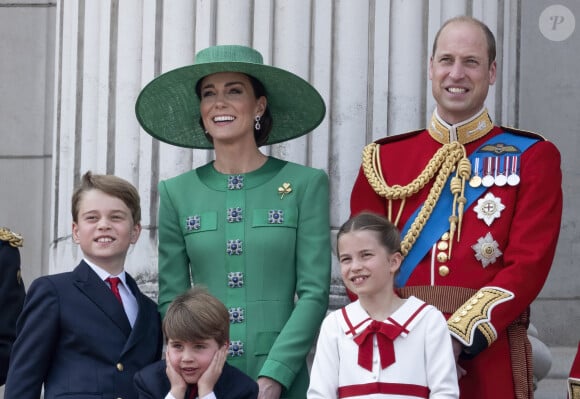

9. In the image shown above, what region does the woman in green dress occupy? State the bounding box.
[136,45,331,399]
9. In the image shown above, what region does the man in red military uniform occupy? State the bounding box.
[350,16,562,399]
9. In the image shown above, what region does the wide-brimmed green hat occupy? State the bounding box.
[135,45,326,149]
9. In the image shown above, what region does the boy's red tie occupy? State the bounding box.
[105,277,123,305]
[188,384,198,399]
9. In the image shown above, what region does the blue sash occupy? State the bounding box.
[395,132,539,287]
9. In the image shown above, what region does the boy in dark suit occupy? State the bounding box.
[5,171,163,399]
[134,286,258,399]
[0,227,25,385]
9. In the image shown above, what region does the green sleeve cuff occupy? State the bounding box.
[258,358,297,390]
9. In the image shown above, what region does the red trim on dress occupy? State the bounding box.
[341,307,371,336]
[338,382,429,398]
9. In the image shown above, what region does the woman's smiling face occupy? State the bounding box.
[199,72,266,146]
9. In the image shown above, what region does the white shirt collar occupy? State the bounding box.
[83,258,128,286]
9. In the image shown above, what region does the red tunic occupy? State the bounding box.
[350,125,562,399]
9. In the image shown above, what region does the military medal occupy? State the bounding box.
[507,155,520,186]
[473,192,505,226]
[481,157,495,187]
[469,157,482,187]
[494,156,508,186]
[472,232,503,268]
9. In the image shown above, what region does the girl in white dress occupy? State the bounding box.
[308,212,459,399]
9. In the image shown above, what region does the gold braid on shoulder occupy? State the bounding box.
[0,227,24,248]
[362,141,470,259]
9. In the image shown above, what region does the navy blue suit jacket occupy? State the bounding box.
[5,261,163,399]
[134,359,258,399]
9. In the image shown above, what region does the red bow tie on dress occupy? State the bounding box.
[353,320,404,371]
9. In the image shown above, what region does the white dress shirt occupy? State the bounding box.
[84,259,138,327]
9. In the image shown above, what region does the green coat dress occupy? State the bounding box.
[157,157,331,398]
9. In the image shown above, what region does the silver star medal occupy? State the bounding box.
[472,232,502,268]
[474,193,505,226]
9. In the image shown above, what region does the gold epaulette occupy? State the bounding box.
[569,377,580,399]
[447,286,514,347]
[0,227,24,248]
